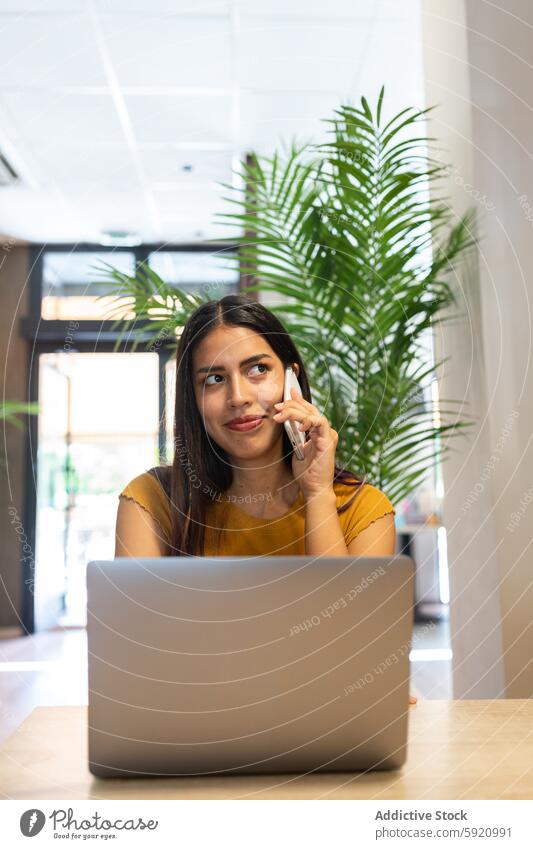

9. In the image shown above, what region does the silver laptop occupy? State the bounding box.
[87,555,414,777]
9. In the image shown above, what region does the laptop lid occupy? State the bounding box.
[87,555,414,777]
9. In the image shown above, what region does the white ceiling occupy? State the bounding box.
[0,0,425,244]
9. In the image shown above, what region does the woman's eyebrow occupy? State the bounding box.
[196,353,273,374]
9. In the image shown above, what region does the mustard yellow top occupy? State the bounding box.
[119,468,395,556]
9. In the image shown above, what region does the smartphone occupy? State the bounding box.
[283,366,306,460]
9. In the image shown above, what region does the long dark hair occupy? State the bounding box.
[155,294,366,556]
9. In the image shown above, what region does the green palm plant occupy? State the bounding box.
[99,87,475,506]
[95,260,211,352]
[0,400,39,467]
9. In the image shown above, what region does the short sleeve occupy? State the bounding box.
[339,483,395,546]
[119,472,172,544]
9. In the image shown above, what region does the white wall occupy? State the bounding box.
[422,0,533,697]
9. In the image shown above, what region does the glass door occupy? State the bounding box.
[35,352,160,629]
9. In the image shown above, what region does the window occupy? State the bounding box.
[42,251,136,320]
[148,250,238,299]
[35,352,159,628]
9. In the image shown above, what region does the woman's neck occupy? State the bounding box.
[226,462,298,509]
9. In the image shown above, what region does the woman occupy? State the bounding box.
[115,293,397,560]
[116,294,418,706]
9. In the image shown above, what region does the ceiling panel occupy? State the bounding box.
[377,0,422,21]
[154,185,233,222]
[157,214,237,241]
[0,2,85,10]
[71,191,151,240]
[0,185,87,242]
[77,189,151,222]
[126,94,234,144]
[95,0,230,13]
[237,21,371,92]
[139,148,234,184]
[0,0,425,243]
[240,91,343,150]
[34,146,139,189]
[153,185,220,216]
[1,91,126,147]
[236,0,378,18]
[101,15,233,88]
[237,0,417,20]
[0,13,106,87]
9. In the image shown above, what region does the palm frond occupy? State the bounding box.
[215,88,475,504]
[97,88,475,507]
[93,260,213,352]
[0,401,39,430]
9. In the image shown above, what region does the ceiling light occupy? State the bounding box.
[99,230,141,247]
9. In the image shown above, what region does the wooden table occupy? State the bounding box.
[0,700,532,799]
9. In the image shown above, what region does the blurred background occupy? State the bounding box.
[1,0,532,740]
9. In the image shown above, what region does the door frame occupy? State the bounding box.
[19,241,240,633]
[21,337,171,633]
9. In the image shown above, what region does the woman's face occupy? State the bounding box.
[192,325,299,460]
